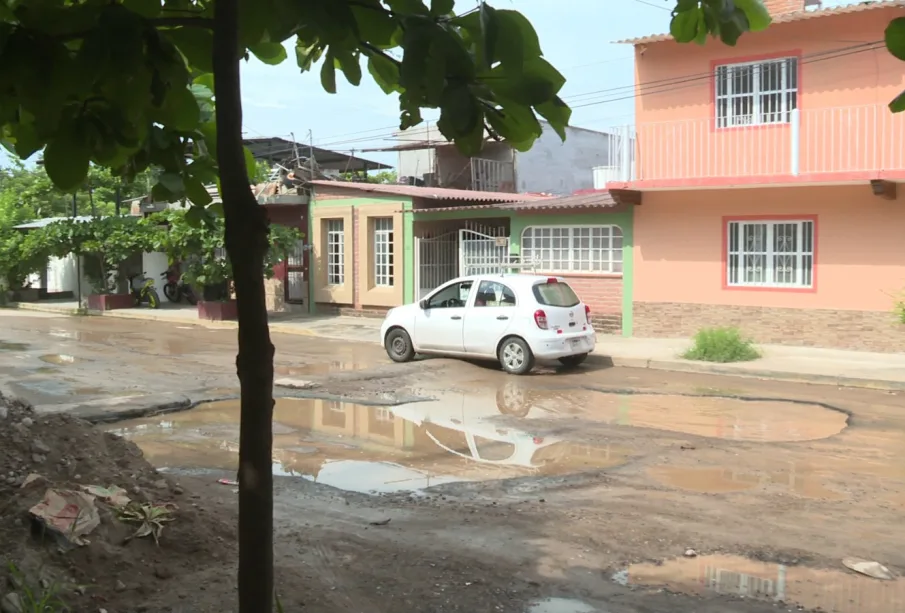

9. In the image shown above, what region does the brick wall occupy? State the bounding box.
[559,275,623,334]
[764,0,805,14]
[634,302,905,352]
[315,302,388,319]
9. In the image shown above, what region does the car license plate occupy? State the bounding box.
[569,338,582,348]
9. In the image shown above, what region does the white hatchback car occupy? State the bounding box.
[379,274,596,375]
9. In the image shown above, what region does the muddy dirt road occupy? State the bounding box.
[1,311,904,612]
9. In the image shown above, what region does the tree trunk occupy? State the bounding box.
[212,1,275,611]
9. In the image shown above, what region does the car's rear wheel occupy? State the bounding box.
[385,328,415,363]
[498,337,534,375]
[558,353,588,369]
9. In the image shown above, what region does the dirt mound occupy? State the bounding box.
[0,393,236,612]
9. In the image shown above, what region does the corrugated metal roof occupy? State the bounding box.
[617,0,905,45]
[309,180,551,203]
[14,216,97,229]
[498,191,620,211]
[410,204,502,213]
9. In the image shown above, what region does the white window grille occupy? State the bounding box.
[326,219,344,286]
[521,225,623,274]
[373,217,394,287]
[715,57,798,128]
[726,219,814,288]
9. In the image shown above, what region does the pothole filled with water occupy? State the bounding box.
[557,392,847,442]
[39,354,80,365]
[527,598,601,613]
[109,396,632,495]
[613,554,905,613]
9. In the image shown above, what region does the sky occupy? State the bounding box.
[0,0,869,172]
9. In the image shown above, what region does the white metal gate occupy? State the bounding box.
[459,228,510,275]
[414,232,458,300]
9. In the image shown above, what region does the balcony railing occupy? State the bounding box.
[595,104,905,185]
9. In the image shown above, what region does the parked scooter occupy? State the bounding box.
[161,267,198,305]
[129,273,160,309]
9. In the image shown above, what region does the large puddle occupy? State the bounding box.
[527,598,600,613]
[110,396,631,495]
[613,554,905,613]
[474,386,847,442]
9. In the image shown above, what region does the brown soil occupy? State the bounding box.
[0,393,236,613]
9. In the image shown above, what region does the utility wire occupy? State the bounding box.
[312,40,883,149]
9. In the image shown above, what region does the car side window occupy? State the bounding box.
[426,281,473,309]
[474,281,517,308]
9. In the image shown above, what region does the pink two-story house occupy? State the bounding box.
[607,0,905,352]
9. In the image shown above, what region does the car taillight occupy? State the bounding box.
[546,277,558,284]
[533,309,548,330]
[533,437,545,444]
[585,304,591,324]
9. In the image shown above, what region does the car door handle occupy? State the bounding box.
[496,315,509,320]
[450,315,462,320]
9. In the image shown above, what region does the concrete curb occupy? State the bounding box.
[586,354,905,392]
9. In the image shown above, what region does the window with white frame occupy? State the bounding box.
[521,226,623,274]
[325,219,345,285]
[726,219,814,288]
[373,217,394,287]
[715,57,798,128]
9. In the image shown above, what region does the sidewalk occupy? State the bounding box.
[7,300,905,391]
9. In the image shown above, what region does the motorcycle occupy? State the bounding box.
[129,273,161,309]
[161,267,198,305]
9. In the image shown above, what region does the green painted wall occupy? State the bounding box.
[509,209,635,337]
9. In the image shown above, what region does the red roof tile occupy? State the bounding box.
[309,180,551,203]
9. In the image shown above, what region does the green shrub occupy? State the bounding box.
[682,327,761,363]
[894,296,905,325]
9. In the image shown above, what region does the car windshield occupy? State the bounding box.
[532,281,580,308]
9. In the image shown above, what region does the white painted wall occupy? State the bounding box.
[142,252,169,297]
[515,123,616,195]
[46,255,79,293]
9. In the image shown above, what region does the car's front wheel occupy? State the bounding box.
[385,328,415,363]
[558,353,588,369]
[498,337,535,375]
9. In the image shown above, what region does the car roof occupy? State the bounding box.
[456,273,562,287]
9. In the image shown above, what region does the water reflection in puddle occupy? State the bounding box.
[39,354,80,365]
[471,385,847,442]
[275,359,374,377]
[648,465,848,500]
[110,396,631,495]
[527,598,601,613]
[614,554,905,613]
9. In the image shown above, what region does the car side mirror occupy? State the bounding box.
[419,299,428,309]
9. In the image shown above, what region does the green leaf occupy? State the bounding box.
[185,175,213,207]
[430,0,454,16]
[886,17,905,62]
[123,0,161,18]
[535,96,571,140]
[889,89,905,113]
[250,42,288,65]
[244,147,257,183]
[366,53,401,94]
[438,84,480,137]
[670,8,702,43]
[494,10,542,69]
[479,3,499,70]
[485,101,541,151]
[489,58,566,106]
[158,86,201,131]
[194,73,215,90]
[384,0,430,15]
[185,205,205,228]
[238,0,271,47]
[321,51,337,93]
[164,28,214,73]
[43,134,90,192]
[296,41,325,72]
[158,172,184,194]
[334,48,363,86]
[718,9,749,46]
[734,0,771,32]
